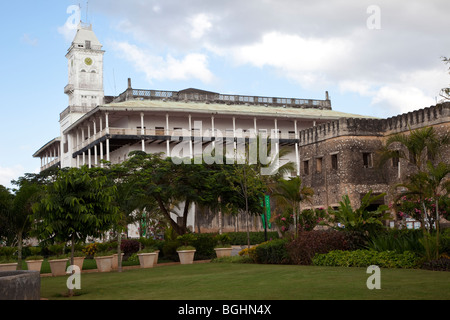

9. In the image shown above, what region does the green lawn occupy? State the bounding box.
[40,262,450,300]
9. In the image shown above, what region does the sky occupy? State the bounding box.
[0,0,449,189]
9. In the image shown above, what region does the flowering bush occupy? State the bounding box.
[270,208,328,236]
[299,208,328,231]
[82,243,97,257]
[394,196,448,225]
[270,210,294,235]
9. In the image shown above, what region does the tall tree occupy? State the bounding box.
[8,180,42,269]
[0,185,14,245]
[32,166,119,295]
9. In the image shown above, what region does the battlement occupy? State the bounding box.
[298,102,450,146]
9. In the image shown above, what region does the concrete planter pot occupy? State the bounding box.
[48,259,69,277]
[137,253,157,269]
[72,257,85,271]
[111,253,124,270]
[154,250,160,265]
[25,260,43,273]
[94,256,113,273]
[214,248,233,258]
[177,250,196,265]
[0,263,18,272]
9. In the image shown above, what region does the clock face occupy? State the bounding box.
[84,57,93,66]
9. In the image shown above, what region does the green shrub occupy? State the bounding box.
[254,239,290,264]
[227,232,279,245]
[211,256,254,264]
[193,234,216,260]
[367,229,424,254]
[312,250,421,269]
[214,233,232,248]
[0,247,16,258]
[162,240,181,261]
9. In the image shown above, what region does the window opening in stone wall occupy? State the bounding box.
[363,152,373,168]
[303,160,309,175]
[331,154,338,170]
[392,151,400,167]
[316,157,323,173]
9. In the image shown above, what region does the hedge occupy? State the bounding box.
[254,239,290,264]
[312,250,421,269]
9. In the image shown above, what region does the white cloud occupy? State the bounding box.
[57,4,81,42]
[92,0,450,117]
[21,34,38,47]
[188,13,213,39]
[113,41,215,83]
[0,165,25,189]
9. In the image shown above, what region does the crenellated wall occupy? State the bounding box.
[299,102,450,147]
[297,102,450,211]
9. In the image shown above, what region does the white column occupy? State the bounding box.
[189,114,193,158]
[93,120,98,167]
[166,113,170,157]
[295,120,300,176]
[141,112,146,152]
[105,113,110,162]
[100,117,104,167]
[88,124,92,168]
[211,115,215,149]
[82,126,86,166]
[233,116,237,159]
[274,118,279,155]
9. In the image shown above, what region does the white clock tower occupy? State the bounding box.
[64,22,105,109]
[60,22,105,168]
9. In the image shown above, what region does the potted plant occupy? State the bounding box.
[94,251,114,273]
[137,248,157,268]
[25,247,44,273]
[47,244,69,277]
[0,247,18,271]
[214,233,233,258]
[176,234,197,265]
[48,255,69,277]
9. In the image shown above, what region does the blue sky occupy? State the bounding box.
[0,0,449,188]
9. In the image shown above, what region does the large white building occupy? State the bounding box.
[33,23,373,235]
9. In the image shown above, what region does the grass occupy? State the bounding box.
[40,262,450,300]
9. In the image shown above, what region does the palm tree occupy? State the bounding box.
[272,177,314,238]
[378,126,449,172]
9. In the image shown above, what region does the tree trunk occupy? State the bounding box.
[17,232,23,271]
[155,196,186,235]
[69,234,75,298]
[117,232,122,273]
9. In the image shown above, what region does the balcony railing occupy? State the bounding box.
[112,88,332,110]
[75,127,299,152]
